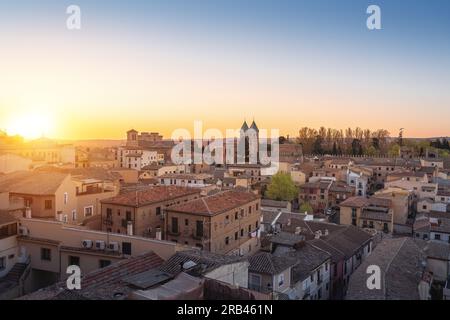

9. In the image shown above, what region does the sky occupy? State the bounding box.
[0,0,449,140]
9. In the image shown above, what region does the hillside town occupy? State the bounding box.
[1,122,450,301]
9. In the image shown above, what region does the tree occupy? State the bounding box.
[266,172,298,201]
[332,142,338,155]
[279,136,287,144]
[312,135,324,155]
[388,143,400,157]
[351,139,362,156]
[366,145,377,156]
[299,202,313,214]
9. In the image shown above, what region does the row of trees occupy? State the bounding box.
[297,126,391,156]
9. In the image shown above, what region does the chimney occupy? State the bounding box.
[295,226,301,235]
[127,221,133,236]
[25,207,32,219]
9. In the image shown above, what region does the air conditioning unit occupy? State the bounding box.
[95,240,106,250]
[108,242,119,251]
[82,240,93,248]
[18,226,29,236]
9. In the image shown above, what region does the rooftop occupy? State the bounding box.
[248,252,297,275]
[101,185,201,207]
[0,171,69,195]
[167,190,259,216]
[339,196,391,208]
[19,251,164,300]
[159,250,245,276]
[346,237,427,300]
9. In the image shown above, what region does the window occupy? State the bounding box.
[126,211,132,221]
[171,217,179,234]
[435,234,441,240]
[225,236,229,245]
[249,274,262,291]
[240,229,244,237]
[235,231,238,240]
[99,260,111,268]
[106,208,112,220]
[256,203,259,211]
[278,274,285,286]
[249,206,252,214]
[72,210,77,221]
[62,215,68,223]
[185,219,189,226]
[255,221,259,229]
[41,248,51,261]
[156,207,161,215]
[248,225,251,233]
[351,208,357,218]
[84,206,93,217]
[0,257,5,270]
[64,192,68,205]
[235,212,238,220]
[45,200,53,210]
[68,256,80,266]
[122,242,132,255]
[196,221,204,238]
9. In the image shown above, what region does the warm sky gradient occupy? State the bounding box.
[1,0,450,140]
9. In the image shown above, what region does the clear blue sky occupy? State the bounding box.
[0,0,449,139]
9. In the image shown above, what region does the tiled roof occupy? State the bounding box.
[346,237,427,300]
[159,173,213,180]
[167,190,259,216]
[261,199,289,208]
[0,171,69,195]
[322,225,373,258]
[286,243,331,283]
[308,238,345,263]
[360,210,393,222]
[159,250,244,276]
[248,252,296,275]
[101,186,200,207]
[19,251,164,300]
[268,231,305,247]
[339,196,391,208]
[426,241,450,261]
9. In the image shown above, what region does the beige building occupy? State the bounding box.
[12,217,186,294]
[165,190,261,256]
[0,153,32,174]
[339,196,394,233]
[100,186,201,238]
[374,187,412,225]
[0,171,77,221]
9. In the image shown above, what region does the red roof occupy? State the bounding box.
[168,190,259,216]
[101,185,201,207]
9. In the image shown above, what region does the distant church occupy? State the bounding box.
[239,120,260,164]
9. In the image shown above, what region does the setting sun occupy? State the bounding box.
[6,113,54,140]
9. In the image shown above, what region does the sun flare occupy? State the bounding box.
[6,113,54,140]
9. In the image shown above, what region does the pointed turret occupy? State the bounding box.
[250,120,259,132]
[241,120,249,131]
